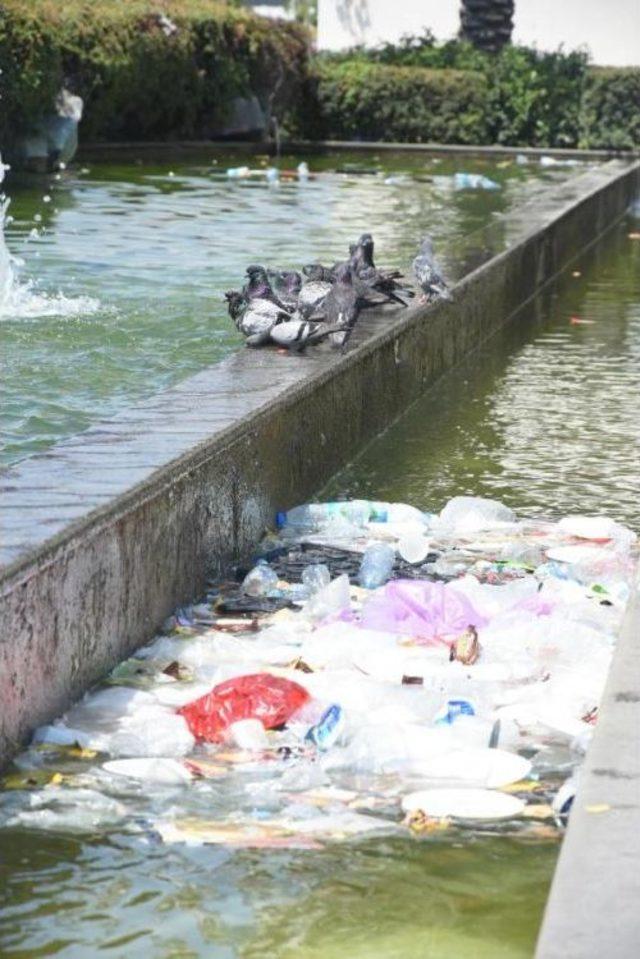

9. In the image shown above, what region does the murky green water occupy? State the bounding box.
[1,149,581,465]
[325,213,640,532]
[2,161,638,959]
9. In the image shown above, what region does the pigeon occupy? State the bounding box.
[270,319,342,353]
[412,236,451,303]
[349,233,413,306]
[242,265,290,311]
[295,278,333,320]
[267,269,302,312]
[321,264,362,350]
[302,262,341,283]
[224,290,289,346]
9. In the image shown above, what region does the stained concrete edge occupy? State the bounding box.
[76,140,634,161]
[1,159,638,767]
[535,571,640,959]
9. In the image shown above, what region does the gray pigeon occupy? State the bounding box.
[412,236,451,303]
[267,269,302,312]
[349,233,413,306]
[242,265,290,312]
[321,264,361,350]
[295,279,333,320]
[225,290,288,346]
[270,319,342,352]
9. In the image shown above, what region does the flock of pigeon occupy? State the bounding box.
[224,234,450,353]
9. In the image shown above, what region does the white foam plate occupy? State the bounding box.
[102,758,192,785]
[413,748,531,788]
[402,787,525,820]
[557,516,615,541]
[546,545,610,565]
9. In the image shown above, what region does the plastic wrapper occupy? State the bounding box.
[178,673,310,742]
[360,579,488,643]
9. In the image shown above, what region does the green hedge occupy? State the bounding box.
[1,4,638,150]
[580,68,640,150]
[0,0,310,145]
[300,61,490,144]
[307,34,639,150]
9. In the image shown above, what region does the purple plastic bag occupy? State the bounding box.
[360,580,488,645]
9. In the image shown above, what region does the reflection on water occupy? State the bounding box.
[325,214,640,531]
[0,150,583,465]
[0,829,555,959]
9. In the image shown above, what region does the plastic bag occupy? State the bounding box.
[178,673,310,742]
[438,496,516,532]
[360,579,487,644]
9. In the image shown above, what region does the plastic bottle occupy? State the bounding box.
[277,500,429,533]
[358,542,396,589]
[305,704,344,750]
[242,561,278,597]
[277,501,374,533]
[302,563,331,594]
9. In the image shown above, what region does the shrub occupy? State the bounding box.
[580,68,640,150]
[0,0,310,145]
[322,35,590,147]
[300,60,490,144]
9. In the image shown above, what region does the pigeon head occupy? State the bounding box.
[224,290,245,320]
[244,265,271,297]
[245,264,268,280]
[279,270,302,294]
[357,233,375,260]
[303,263,325,281]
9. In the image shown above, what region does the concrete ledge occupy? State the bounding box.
[1,158,638,765]
[76,140,635,161]
[535,572,640,958]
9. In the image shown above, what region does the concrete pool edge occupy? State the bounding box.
[1,158,638,766]
[76,140,637,161]
[535,571,640,959]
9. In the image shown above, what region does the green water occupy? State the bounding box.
[1,160,638,959]
[0,832,554,958]
[325,213,640,531]
[1,149,581,465]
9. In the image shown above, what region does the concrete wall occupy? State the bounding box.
[317,0,640,66]
[536,569,640,958]
[1,157,638,766]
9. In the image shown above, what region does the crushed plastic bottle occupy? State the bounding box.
[242,562,279,597]
[304,573,351,621]
[301,563,331,595]
[358,542,396,589]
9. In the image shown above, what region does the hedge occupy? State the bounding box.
[580,68,640,150]
[1,4,638,151]
[306,35,639,150]
[300,61,490,144]
[0,0,310,145]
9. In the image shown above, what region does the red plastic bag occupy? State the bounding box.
[178,673,310,742]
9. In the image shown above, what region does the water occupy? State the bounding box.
[0,150,583,465]
[325,213,640,531]
[1,158,635,959]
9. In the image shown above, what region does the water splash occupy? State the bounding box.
[0,155,101,319]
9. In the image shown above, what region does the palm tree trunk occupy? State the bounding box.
[459,0,515,53]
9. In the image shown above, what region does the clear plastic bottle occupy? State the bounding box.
[277,500,375,533]
[302,563,331,594]
[277,500,429,533]
[358,542,396,589]
[242,562,278,597]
